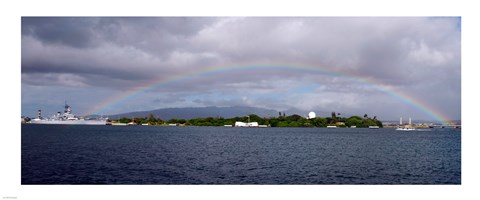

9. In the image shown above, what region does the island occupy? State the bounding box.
[111,112,383,128]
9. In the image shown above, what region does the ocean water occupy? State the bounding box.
[21,125,461,184]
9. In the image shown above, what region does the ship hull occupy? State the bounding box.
[29,119,107,125]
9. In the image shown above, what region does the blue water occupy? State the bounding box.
[21,125,461,184]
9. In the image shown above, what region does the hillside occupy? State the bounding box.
[108,106,281,120]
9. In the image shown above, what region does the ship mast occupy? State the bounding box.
[64,100,72,114]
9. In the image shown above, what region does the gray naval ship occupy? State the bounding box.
[29,102,109,125]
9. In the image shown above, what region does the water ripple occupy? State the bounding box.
[22,125,461,184]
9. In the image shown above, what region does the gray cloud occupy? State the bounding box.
[22,17,100,48]
[21,17,461,121]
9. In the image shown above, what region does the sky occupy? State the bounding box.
[21,17,461,121]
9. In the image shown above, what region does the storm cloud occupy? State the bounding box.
[21,17,461,121]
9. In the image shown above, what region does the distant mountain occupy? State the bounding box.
[108,106,282,120]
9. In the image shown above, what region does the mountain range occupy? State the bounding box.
[107,106,328,120]
[93,106,450,123]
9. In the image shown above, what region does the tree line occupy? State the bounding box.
[114,112,383,128]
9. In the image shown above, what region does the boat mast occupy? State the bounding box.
[64,100,72,114]
[64,101,68,113]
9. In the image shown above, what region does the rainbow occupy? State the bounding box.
[85,64,451,124]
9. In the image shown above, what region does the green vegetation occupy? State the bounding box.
[116,114,163,125]
[112,112,383,128]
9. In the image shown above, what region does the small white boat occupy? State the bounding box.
[327,126,337,128]
[369,126,380,129]
[396,117,415,131]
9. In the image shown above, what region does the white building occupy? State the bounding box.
[307,111,316,119]
[235,121,259,127]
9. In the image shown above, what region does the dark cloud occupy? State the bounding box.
[22,17,100,48]
[21,17,461,120]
